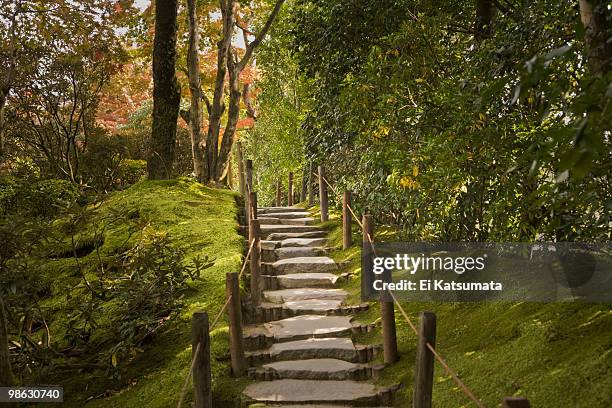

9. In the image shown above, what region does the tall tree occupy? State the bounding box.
[579,0,611,76]
[475,0,493,40]
[148,0,181,180]
[204,0,235,183]
[186,0,207,180]
[203,0,285,183]
[1,0,129,176]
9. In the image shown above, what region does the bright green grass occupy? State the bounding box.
[317,206,612,408]
[36,178,247,407]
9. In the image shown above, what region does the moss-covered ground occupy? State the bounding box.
[316,207,612,408]
[33,178,247,407]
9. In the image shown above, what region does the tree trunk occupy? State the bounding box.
[205,0,235,182]
[0,294,14,386]
[300,166,307,202]
[186,0,207,181]
[204,0,285,183]
[579,0,611,76]
[243,83,257,119]
[475,0,493,40]
[147,0,181,180]
[216,54,242,180]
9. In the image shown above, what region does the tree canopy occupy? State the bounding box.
[247,0,611,242]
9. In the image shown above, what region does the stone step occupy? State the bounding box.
[244,315,355,343]
[257,217,283,225]
[249,337,356,363]
[261,240,281,251]
[242,379,397,406]
[260,211,312,219]
[276,273,339,289]
[252,302,370,323]
[268,257,337,275]
[250,358,373,381]
[262,246,327,263]
[281,237,327,248]
[268,231,327,241]
[278,246,327,260]
[263,288,348,303]
[259,217,315,226]
[260,225,321,239]
[258,207,302,214]
[278,218,315,226]
[246,338,382,365]
[282,299,343,313]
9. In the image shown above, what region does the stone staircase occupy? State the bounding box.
[242,207,398,407]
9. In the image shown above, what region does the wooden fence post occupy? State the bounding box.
[236,141,245,196]
[249,191,258,223]
[413,312,436,408]
[288,172,294,206]
[361,214,374,300]
[245,160,253,222]
[342,190,352,249]
[226,272,246,376]
[318,165,328,222]
[226,155,233,189]
[381,300,398,364]
[308,162,314,206]
[249,219,261,304]
[300,167,307,202]
[502,397,531,408]
[192,311,212,408]
[276,180,282,207]
[246,159,253,192]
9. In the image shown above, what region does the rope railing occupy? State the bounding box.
[316,171,486,408]
[176,238,256,408]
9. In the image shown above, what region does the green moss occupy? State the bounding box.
[35,178,245,407]
[320,207,612,408]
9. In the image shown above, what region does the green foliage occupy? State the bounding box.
[117,159,147,186]
[26,179,80,217]
[0,176,18,217]
[244,5,310,205]
[77,127,149,192]
[275,0,611,241]
[119,102,195,178]
[106,230,212,375]
[0,177,79,218]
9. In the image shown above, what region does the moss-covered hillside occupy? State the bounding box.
[33,179,246,407]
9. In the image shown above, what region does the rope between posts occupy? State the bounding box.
[177,237,255,408]
[316,171,486,408]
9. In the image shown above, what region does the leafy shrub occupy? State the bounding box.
[0,215,54,379]
[106,230,212,372]
[0,177,79,218]
[116,159,147,187]
[0,176,18,217]
[79,130,129,193]
[7,157,41,182]
[24,179,80,218]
